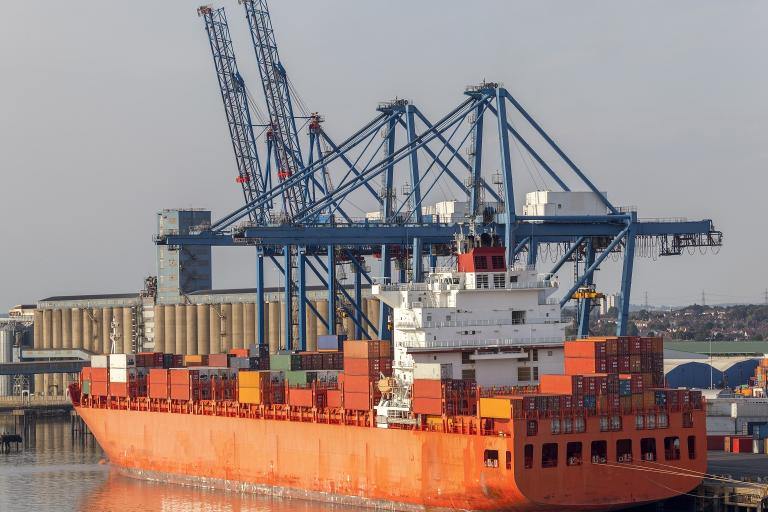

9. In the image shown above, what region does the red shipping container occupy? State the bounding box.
[288,388,314,408]
[170,384,191,401]
[413,379,443,398]
[91,368,108,383]
[344,374,374,393]
[707,435,725,451]
[618,355,631,373]
[148,369,169,399]
[413,397,443,415]
[731,437,753,454]
[110,382,129,397]
[344,391,371,410]
[208,354,230,367]
[327,389,342,408]
[91,381,108,396]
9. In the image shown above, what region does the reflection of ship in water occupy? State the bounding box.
[0,415,101,457]
[83,470,360,512]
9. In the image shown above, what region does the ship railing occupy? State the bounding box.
[403,336,564,350]
[375,280,553,292]
[395,317,563,329]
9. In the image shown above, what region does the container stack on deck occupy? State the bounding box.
[342,339,391,411]
[477,336,702,425]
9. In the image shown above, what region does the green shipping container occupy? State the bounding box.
[286,370,317,386]
[270,353,302,371]
[82,380,91,395]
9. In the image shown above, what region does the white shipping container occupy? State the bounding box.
[109,367,137,383]
[91,355,108,368]
[109,354,136,368]
[413,363,442,380]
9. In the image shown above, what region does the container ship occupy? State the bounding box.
[71,235,706,511]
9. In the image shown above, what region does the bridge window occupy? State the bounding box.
[542,443,558,468]
[474,256,488,270]
[566,442,583,466]
[616,439,633,463]
[641,438,657,461]
[591,440,607,464]
[533,367,539,381]
[493,273,505,288]
[664,437,681,460]
[491,255,505,269]
[524,444,534,468]
[688,436,697,460]
[518,367,532,382]
[476,274,489,289]
[484,450,499,468]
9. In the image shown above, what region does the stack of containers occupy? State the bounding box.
[89,355,109,396]
[109,354,138,398]
[238,370,285,405]
[558,337,667,414]
[342,340,391,411]
[412,364,478,417]
[184,355,208,367]
[754,358,768,389]
[136,352,164,368]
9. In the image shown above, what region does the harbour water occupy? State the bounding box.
[0,415,355,512]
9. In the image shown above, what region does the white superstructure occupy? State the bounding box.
[373,234,568,391]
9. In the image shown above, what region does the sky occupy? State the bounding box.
[0,0,766,311]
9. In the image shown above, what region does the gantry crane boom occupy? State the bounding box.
[240,0,308,219]
[198,6,269,224]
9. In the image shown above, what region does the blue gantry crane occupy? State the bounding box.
[167,3,723,350]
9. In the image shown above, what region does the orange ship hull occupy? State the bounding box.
[77,405,706,511]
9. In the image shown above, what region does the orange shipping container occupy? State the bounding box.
[208,354,229,368]
[91,381,108,396]
[412,379,443,398]
[91,368,108,383]
[344,374,374,393]
[343,391,371,411]
[538,374,574,395]
[564,358,601,376]
[327,389,342,408]
[229,348,248,358]
[344,358,390,376]
[170,384,191,401]
[413,397,443,416]
[343,340,391,359]
[288,388,314,408]
[148,369,169,399]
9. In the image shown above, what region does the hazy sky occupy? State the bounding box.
[1,1,766,311]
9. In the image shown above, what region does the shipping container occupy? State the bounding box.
[109,367,137,383]
[318,334,346,352]
[207,354,230,368]
[109,354,136,368]
[343,339,391,359]
[538,374,575,395]
[344,374,375,393]
[479,398,511,419]
[286,370,318,386]
[327,389,342,408]
[344,357,392,377]
[91,355,108,368]
[343,391,371,411]
[412,379,443,398]
[148,369,169,399]
[270,352,302,371]
[413,397,443,416]
[288,388,314,408]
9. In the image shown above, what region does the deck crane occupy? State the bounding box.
[198,6,269,224]
[239,0,309,220]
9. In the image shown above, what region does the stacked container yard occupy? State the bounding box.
[342,339,392,411]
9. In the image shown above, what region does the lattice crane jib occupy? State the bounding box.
[198,6,268,224]
[240,0,308,220]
